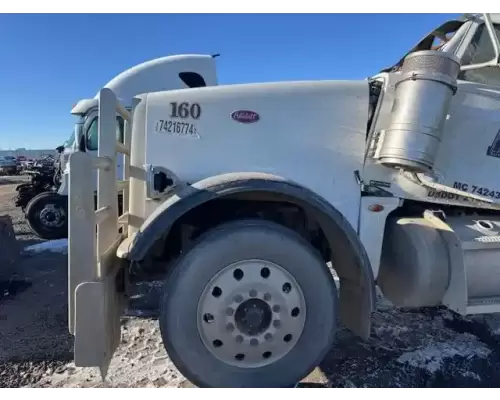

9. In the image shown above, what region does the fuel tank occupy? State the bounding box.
[378,213,500,309]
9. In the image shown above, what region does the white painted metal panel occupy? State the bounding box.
[142,80,370,230]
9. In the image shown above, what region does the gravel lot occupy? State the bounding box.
[2,175,500,388]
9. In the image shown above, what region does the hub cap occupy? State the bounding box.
[197,260,306,368]
[39,204,65,228]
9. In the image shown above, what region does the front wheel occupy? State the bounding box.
[159,219,338,388]
[25,192,68,240]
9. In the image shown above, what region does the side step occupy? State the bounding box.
[466,296,500,314]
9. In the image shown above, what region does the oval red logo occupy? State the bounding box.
[231,110,260,124]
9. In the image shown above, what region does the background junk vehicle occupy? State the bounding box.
[66,13,500,387]
[0,156,19,175]
[13,149,65,239]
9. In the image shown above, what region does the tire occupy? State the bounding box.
[159,219,338,388]
[25,192,68,240]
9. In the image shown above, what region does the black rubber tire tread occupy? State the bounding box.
[159,219,338,388]
[25,192,68,240]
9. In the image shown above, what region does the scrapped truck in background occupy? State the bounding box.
[13,152,65,239]
[63,13,500,387]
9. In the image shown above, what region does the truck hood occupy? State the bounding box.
[143,79,371,227]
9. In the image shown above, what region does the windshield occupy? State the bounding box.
[63,115,85,149]
[63,132,75,148]
[459,22,500,86]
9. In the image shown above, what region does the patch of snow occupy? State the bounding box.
[24,239,68,254]
[461,370,481,381]
[135,280,164,289]
[374,324,409,337]
[396,333,491,373]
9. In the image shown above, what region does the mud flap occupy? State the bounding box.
[74,267,124,376]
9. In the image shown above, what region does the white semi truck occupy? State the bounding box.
[67,13,500,387]
[23,54,217,239]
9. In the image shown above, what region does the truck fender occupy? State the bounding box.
[127,172,376,339]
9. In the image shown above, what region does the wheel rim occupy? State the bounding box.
[197,259,307,368]
[38,204,65,228]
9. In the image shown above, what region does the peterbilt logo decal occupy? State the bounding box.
[231,110,260,123]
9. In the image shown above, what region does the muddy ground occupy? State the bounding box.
[1,175,500,388]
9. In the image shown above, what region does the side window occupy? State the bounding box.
[86,116,125,151]
[459,23,500,87]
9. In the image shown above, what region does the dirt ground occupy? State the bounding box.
[2,176,500,388]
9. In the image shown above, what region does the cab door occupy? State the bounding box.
[429,19,500,200]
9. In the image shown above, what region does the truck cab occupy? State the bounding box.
[24,54,218,240]
[67,14,500,388]
[59,53,218,195]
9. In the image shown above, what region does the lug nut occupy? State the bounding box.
[226,323,235,332]
[250,338,259,346]
[249,289,257,297]
[272,305,280,313]
[235,335,244,343]
[264,333,273,341]
[234,294,243,303]
[263,293,272,301]
[273,320,281,328]
[203,313,215,324]
[226,307,234,316]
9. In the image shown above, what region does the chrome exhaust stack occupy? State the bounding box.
[378,50,461,173]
